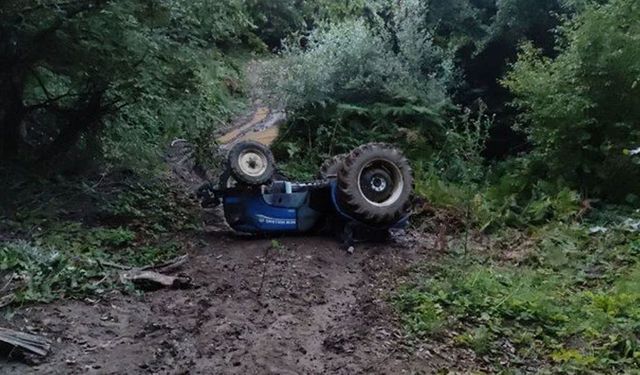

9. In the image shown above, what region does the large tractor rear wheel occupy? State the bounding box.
[337,143,413,225]
[318,153,348,179]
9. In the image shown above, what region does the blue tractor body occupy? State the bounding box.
[198,142,414,244]
[220,180,408,237]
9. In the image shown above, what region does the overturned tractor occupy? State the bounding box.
[199,142,413,245]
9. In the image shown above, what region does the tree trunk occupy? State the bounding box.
[40,90,105,160]
[0,72,26,161]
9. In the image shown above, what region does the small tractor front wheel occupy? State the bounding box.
[228,141,276,186]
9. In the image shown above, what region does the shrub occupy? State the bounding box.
[270,10,454,111]
[245,0,381,50]
[266,2,456,173]
[0,171,199,304]
[395,219,640,372]
[0,241,104,303]
[503,0,640,203]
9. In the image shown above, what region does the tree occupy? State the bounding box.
[0,0,251,169]
[503,0,640,201]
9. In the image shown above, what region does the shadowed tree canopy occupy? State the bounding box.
[0,0,252,169]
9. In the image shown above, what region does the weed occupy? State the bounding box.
[271,239,287,252]
[456,325,495,355]
[0,241,108,303]
[395,217,640,372]
[0,173,200,305]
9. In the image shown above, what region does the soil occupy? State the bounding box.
[0,231,469,374]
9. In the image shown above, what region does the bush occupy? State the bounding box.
[395,219,640,372]
[503,0,640,203]
[0,241,103,303]
[0,171,199,304]
[270,10,454,111]
[246,0,381,50]
[266,2,457,174]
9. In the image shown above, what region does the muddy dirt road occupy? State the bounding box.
[216,59,285,148]
[1,232,454,374]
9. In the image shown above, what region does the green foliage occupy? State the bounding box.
[273,101,435,179]
[503,0,640,203]
[265,0,596,211]
[270,12,454,110]
[0,241,106,303]
[305,0,378,22]
[409,0,639,232]
[0,0,251,170]
[246,0,307,49]
[474,171,582,231]
[429,104,493,184]
[0,172,199,304]
[267,4,456,176]
[167,0,254,45]
[270,239,286,252]
[490,0,568,44]
[246,0,380,49]
[395,217,640,372]
[416,157,583,234]
[411,104,501,234]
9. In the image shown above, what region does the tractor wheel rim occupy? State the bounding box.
[357,159,404,207]
[239,150,268,178]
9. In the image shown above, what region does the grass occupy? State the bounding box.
[395,214,640,373]
[0,170,200,306]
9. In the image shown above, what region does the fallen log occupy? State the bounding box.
[100,255,189,274]
[140,255,189,274]
[0,328,51,358]
[120,270,192,291]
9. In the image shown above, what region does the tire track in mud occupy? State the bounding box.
[216,59,286,149]
[2,234,448,374]
[217,107,285,147]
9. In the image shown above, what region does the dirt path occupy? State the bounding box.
[2,234,445,374]
[217,107,284,147]
[216,60,285,147]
